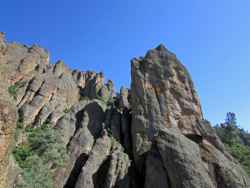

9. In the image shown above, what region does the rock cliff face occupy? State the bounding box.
[0,33,249,188]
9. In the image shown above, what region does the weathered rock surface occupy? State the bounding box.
[130,45,250,188]
[0,33,249,188]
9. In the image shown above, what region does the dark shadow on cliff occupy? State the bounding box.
[64,154,89,188]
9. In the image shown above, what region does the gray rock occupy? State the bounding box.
[75,131,112,188]
[144,146,170,188]
[1,33,249,188]
[156,128,214,188]
[0,32,7,51]
[104,141,130,188]
[130,44,250,188]
[53,60,67,77]
[119,87,130,110]
[55,111,95,188]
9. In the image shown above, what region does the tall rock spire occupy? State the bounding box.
[0,34,249,188]
[131,44,250,188]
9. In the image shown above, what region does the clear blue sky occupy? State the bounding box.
[1,1,250,130]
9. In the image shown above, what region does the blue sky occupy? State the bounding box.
[1,0,250,130]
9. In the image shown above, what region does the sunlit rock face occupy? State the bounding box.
[0,33,249,188]
[131,44,250,188]
[131,44,203,158]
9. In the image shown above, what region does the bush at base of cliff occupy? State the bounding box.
[13,123,68,188]
[13,145,32,168]
[226,143,250,175]
[16,155,53,188]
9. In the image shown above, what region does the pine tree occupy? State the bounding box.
[223,112,240,145]
[225,112,237,128]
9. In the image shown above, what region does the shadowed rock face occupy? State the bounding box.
[0,33,249,188]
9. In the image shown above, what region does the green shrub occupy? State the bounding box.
[13,122,68,187]
[15,118,24,141]
[13,145,32,168]
[16,155,53,188]
[28,125,57,154]
[8,81,26,100]
[27,123,67,165]
[16,119,24,129]
[14,128,21,141]
[42,143,68,167]
[8,85,18,99]
[226,143,250,175]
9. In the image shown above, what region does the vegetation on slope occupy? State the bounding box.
[8,80,26,100]
[13,122,68,188]
[215,112,250,176]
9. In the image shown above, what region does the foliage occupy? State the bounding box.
[225,112,237,128]
[239,129,250,147]
[215,112,250,176]
[16,155,53,188]
[8,81,26,100]
[8,85,18,99]
[215,112,242,145]
[226,143,250,175]
[16,119,24,129]
[27,124,57,154]
[15,117,24,141]
[13,122,68,188]
[13,145,32,168]
[42,143,68,166]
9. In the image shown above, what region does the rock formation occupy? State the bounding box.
[0,33,249,188]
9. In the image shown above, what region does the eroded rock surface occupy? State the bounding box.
[130,45,250,188]
[0,34,249,188]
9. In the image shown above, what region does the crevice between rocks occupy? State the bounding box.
[93,156,111,188]
[64,153,89,188]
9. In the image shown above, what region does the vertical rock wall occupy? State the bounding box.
[131,45,250,188]
[0,33,249,188]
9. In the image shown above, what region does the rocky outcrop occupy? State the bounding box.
[130,45,250,188]
[0,33,18,188]
[0,33,249,188]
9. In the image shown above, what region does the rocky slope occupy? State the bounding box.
[0,33,249,188]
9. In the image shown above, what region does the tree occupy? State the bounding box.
[225,112,237,128]
[223,112,240,145]
[215,113,250,176]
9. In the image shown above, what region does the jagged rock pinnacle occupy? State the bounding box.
[0,34,249,188]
